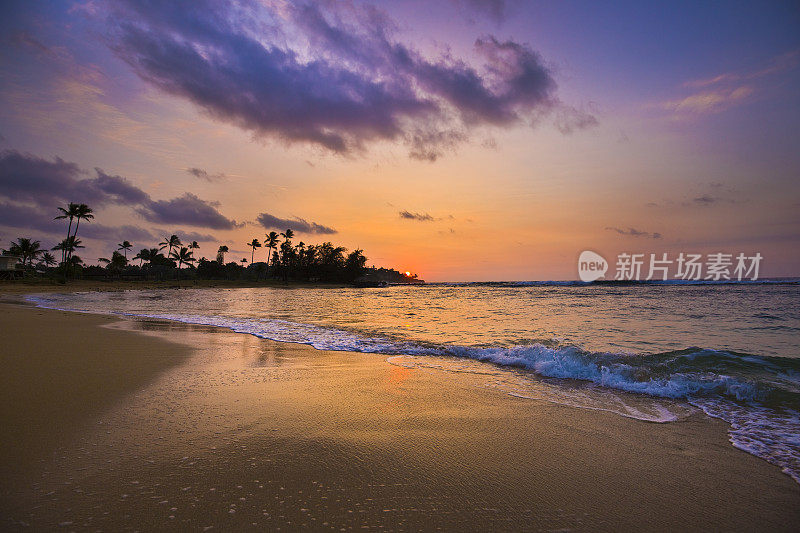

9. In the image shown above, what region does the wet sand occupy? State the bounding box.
[1,302,799,531]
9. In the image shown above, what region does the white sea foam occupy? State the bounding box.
[25,292,800,484]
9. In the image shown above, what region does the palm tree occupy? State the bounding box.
[133,248,148,266]
[247,238,262,263]
[278,229,295,280]
[98,251,128,270]
[54,202,80,265]
[265,231,279,270]
[117,240,133,259]
[170,247,195,269]
[52,236,84,262]
[69,204,93,262]
[8,237,42,266]
[216,245,229,263]
[189,240,200,259]
[38,252,57,269]
[159,234,182,259]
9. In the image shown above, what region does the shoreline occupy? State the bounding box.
[1,302,798,530]
[0,279,354,296]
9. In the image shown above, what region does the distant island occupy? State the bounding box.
[0,202,423,286]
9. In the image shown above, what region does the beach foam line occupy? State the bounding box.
[25,293,800,484]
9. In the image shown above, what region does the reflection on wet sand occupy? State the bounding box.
[4,312,799,531]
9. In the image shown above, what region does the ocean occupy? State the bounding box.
[28,280,800,483]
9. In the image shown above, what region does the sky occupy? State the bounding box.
[1,0,798,281]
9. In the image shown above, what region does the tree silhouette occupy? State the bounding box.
[69,204,94,262]
[265,231,279,271]
[216,245,229,263]
[117,240,133,259]
[248,238,262,263]
[8,237,42,266]
[159,234,182,259]
[171,246,195,269]
[54,203,80,265]
[38,251,57,268]
[52,236,84,262]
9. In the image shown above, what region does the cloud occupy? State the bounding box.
[662,86,754,115]
[554,106,599,134]
[186,167,226,182]
[255,212,337,235]
[605,226,662,239]
[79,223,157,242]
[152,229,217,243]
[399,210,435,222]
[104,0,592,160]
[693,195,718,205]
[452,0,507,22]
[684,50,799,89]
[0,200,159,243]
[137,193,241,230]
[0,149,238,230]
[660,50,798,116]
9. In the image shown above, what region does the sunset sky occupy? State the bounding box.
[1,0,799,281]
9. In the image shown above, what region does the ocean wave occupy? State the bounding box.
[429,278,800,288]
[25,295,800,484]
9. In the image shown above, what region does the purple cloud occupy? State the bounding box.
[105,0,592,160]
[0,150,238,230]
[255,212,336,235]
[186,167,226,182]
[399,210,435,222]
[606,226,663,239]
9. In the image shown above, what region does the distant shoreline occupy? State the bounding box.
[2,276,798,298]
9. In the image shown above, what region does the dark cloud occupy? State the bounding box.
[186,167,226,182]
[137,193,241,230]
[453,0,507,22]
[399,210,435,222]
[0,201,63,235]
[554,106,600,134]
[606,226,662,239]
[255,212,337,235]
[90,168,151,204]
[153,229,217,243]
[0,149,83,207]
[79,224,157,242]
[693,195,718,205]
[106,0,591,160]
[0,150,239,230]
[0,200,159,244]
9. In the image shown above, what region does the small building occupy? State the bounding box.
[0,254,22,279]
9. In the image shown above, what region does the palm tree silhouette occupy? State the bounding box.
[133,248,150,266]
[69,204,93,262]
[247,238,262,263]
[189,241,200,257]
[54,203,80,265]
[52,236,84,262]
[171,246,194,269]
[265,231,279,270]
[117,240,133,259]
[8,237,42,266]
[216,245,229,263]
[39,252,57,268]
[159,234,182,259]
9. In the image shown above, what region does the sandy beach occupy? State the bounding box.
[1,299,799,531]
